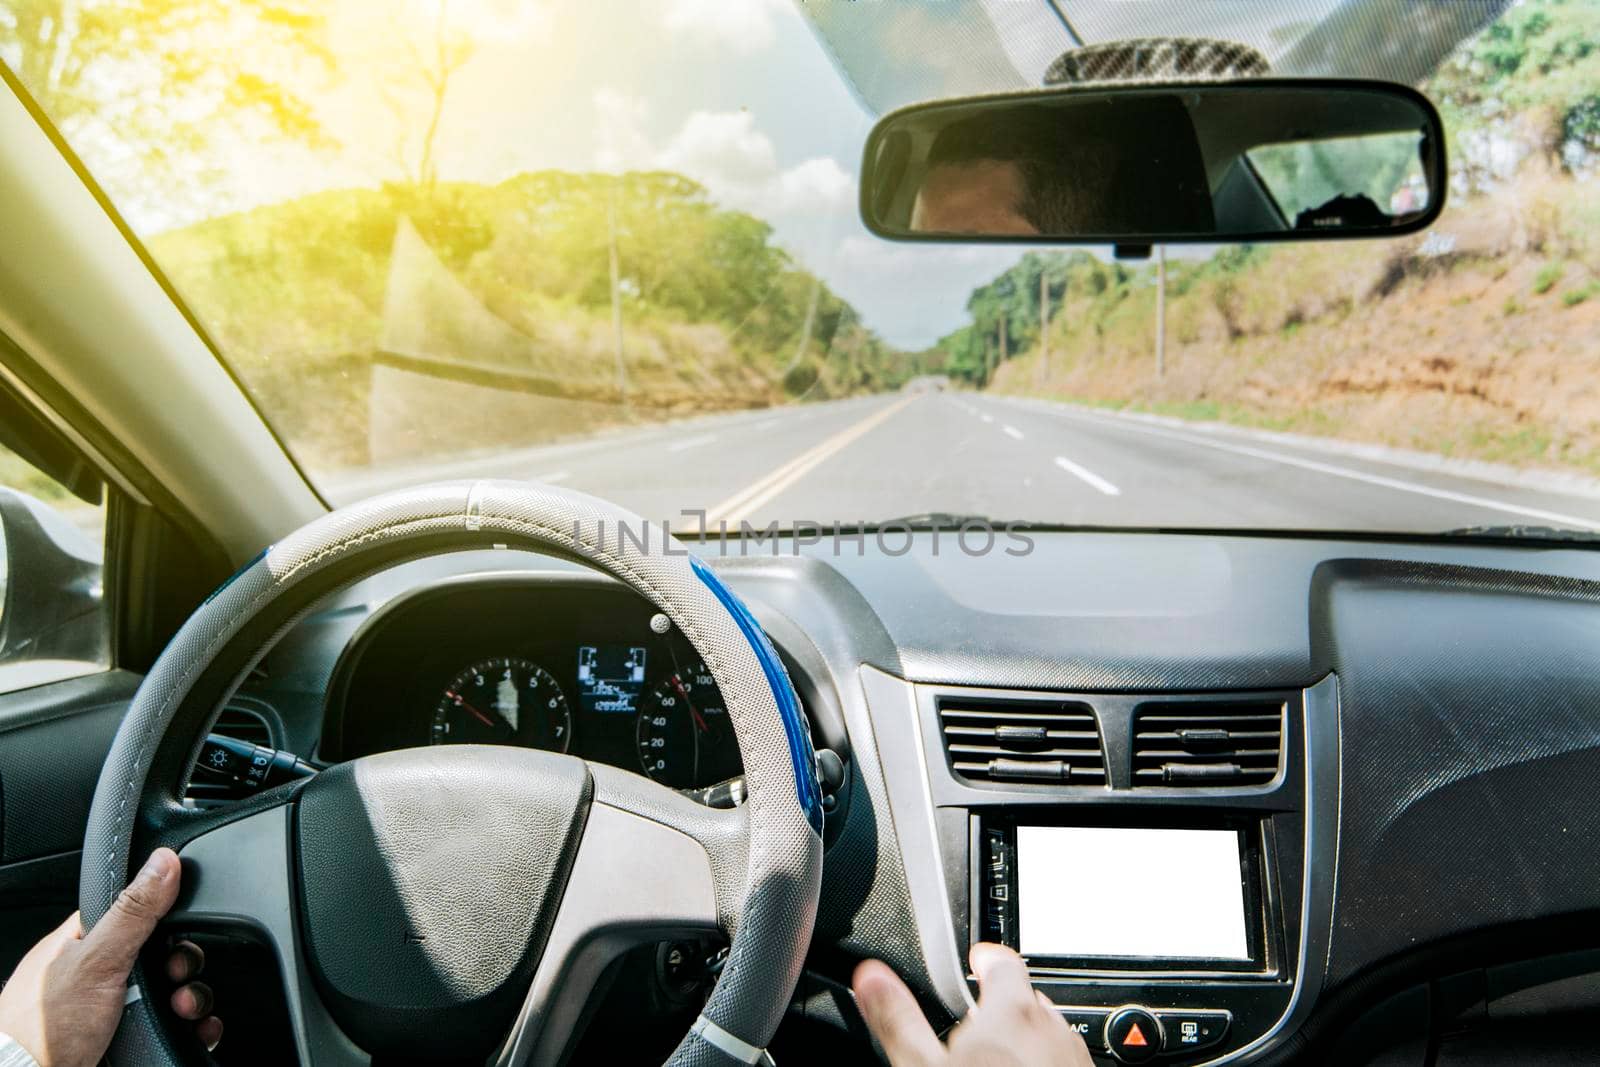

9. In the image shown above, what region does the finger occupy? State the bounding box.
[969,942,1037,1016]
[852,959,945,1067]
[83,848,181,976]
[54,909,87,941]
[195,1015,223,1052]
[166,940,205,983]
[171,981,214,1021]
[1034,991,1081,1040]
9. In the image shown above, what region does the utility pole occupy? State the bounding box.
[1155,244,1167,380]
[999,314,1008,366]
[1039,271,1050,383]
[608,182,628,407]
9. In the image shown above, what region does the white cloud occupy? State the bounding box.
[775,156,854,213]
[659,0,784,54]
[659,110,781,189]
[592,93,854,214]
[593,89,654,173]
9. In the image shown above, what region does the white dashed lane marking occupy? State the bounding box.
[667,433,718,453]
[1054,455,1121,496]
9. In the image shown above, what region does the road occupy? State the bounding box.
[324,391,1600,535]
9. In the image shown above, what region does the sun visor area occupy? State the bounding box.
[793,0,1507,115]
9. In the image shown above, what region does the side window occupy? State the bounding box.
[0,401,110,694]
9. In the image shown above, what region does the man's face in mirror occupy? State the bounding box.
[910,160,1040,236]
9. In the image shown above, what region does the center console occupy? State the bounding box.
[975,815,1288,1062]
[859,669,1339,1066]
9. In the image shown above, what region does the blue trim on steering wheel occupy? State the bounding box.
[691,556,824,836]
[202,545,269,606]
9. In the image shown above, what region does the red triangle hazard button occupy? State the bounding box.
[1122,1023,1149,1048]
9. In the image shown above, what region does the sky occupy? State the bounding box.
[352,0,1029,349]
[56,0,1032,350]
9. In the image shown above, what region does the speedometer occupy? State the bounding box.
[635,661,740,787]
[431,657,572,751]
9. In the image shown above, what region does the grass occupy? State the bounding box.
[1533,261,1566,294]
[1562,283,1597,307]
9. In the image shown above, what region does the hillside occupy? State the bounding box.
[941,0,1600,476]
[148,172,908,471]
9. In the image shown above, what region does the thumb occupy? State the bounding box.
[82,848,181,977]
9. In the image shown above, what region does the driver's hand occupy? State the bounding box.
[0,848,223,1067]
[854,942,1093,1066]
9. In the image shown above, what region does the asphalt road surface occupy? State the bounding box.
[325,391,1600,535]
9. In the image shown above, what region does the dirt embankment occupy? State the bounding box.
[992,172,1600,473]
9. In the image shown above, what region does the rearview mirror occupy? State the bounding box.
[860,79,1445,246]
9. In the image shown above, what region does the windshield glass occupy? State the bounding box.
[4,0,1599,536]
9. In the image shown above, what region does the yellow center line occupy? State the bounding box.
[705,394,919,526]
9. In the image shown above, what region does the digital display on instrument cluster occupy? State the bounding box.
[576,645,648,715]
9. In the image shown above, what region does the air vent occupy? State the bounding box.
[185,703,277,805]
[938,698,1105,785]
[1132,700,1284,788]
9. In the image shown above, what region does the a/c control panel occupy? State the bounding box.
[1057,1005,1231,1063]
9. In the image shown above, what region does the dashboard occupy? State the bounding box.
[199,532,1600,1066]
[320,574,744,790]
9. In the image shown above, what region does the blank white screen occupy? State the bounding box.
[1015,826,1250,960]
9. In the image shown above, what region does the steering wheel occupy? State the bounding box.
[77,481,824,1066]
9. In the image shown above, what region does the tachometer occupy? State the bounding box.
[636,661,740,788]
[431,657,572,751]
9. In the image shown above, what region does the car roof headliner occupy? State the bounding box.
[798,0,1508,115]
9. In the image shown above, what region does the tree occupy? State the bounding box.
[376,0,475,187]
[0,0,334,216]
[1426,0,1600,183]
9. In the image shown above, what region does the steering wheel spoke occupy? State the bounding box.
[495,768,743,1065]
[169,803,370,1067]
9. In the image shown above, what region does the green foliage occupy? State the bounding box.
[0,0,334,203]
[1429,0,1600,179]
[1533,261,1566,293]
[1564,94,1600,165]
[1249,132,1422,222]
[146,170,905,467]
[941,251,1135,384]
[1562,283,1596,306]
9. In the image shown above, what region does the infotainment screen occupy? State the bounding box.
[1015,826,1251,960]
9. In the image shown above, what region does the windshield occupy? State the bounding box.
[4,0,1599,536]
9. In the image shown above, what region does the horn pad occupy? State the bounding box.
[294,745,591,1059]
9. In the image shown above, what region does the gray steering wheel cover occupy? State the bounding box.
[80,480,823,1065]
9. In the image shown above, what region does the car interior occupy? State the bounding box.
[3,1,1600,1065]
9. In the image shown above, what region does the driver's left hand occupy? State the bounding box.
[0,848,223,1067]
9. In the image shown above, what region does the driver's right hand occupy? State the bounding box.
[853,942,1093,1066]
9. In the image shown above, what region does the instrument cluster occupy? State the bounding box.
[322,574,748,789]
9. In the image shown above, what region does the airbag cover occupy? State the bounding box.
[295,745,591,1058]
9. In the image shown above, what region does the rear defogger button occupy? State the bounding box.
[1156,1009,1230,1054]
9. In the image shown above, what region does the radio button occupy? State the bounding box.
[1155,1009,1230,1054]
[1105,1007,1162,1064]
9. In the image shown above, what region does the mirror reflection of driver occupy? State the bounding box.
[911,155,1039,235]
[908,100,1215,238]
